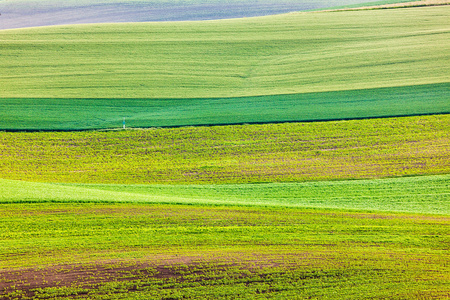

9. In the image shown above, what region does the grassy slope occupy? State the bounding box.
[1,83,448,130]
[1,115,448,184]
[1,6,448,129]
[1,174,449,214]
[1,4,449,298]
[1,201,449,298]
[2,5,448,99]
[1,168,449,298]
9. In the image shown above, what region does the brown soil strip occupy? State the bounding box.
[0,255,304,299]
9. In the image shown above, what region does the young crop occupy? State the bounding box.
[0,83,448,130]
[0,115,448,184]
[1,202,448,299]
[1,6,448,100]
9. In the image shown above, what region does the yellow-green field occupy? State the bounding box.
[1,202,449,299]
[0,115,448,184]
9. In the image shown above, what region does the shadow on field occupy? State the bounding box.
[0,0,378,29]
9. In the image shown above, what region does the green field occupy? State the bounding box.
[4,5,448,99]
[1,83,448,130]
[1,113,449,298]
[1,115,448,184]
[1,174,449,214]
[1,205,449,299]
[1,5,449,130]
[1,174,449,299]
[2,5,448,100]
[1,3,449,299]
[1,110,448,298]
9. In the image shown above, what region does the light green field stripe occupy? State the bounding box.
[1,83,448,130]
[0,179,186,204]
[1,6,448,99]
[1,175,448,214]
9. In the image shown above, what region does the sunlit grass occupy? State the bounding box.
[1,174,449,214]
[1,6,448,99]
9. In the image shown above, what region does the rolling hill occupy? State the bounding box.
[1,2,449,299]
[1,5,449,130]
[0,0,410,29]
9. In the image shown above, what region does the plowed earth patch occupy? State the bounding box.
[0,256,323,299]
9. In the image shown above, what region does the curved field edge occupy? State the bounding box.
[1,174,448,215]
[1,114,448,184]
[1,201,449,299]
[1,83,448,131]
[1,6,449,99]
[321,0,450,11]
[0,0,395,30]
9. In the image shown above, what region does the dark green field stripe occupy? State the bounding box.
[1,83,448,131]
